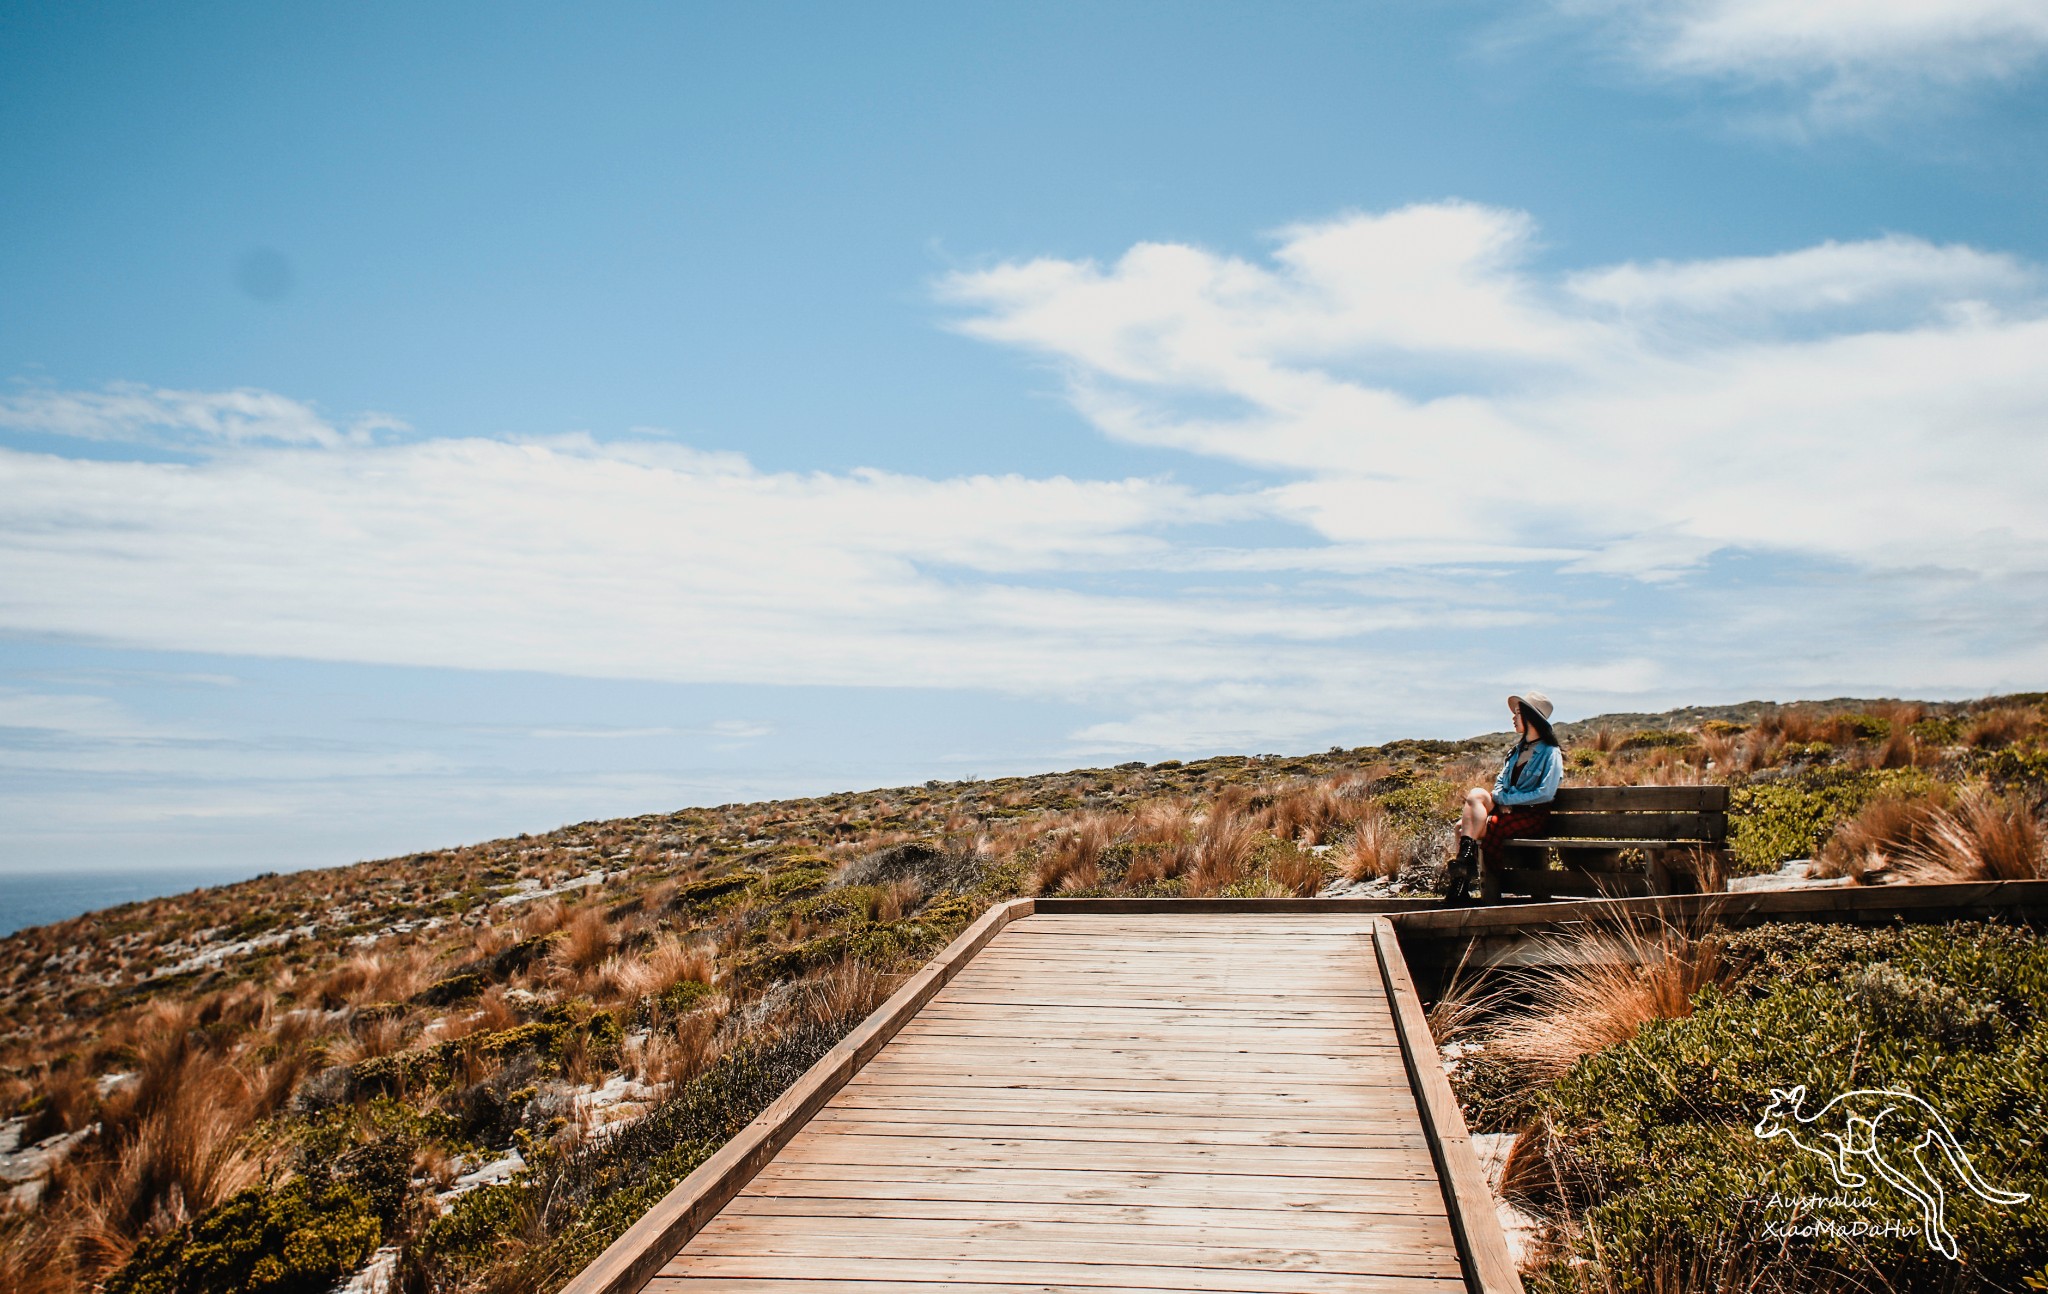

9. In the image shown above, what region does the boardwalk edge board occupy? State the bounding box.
[557,896,1037,1294]
[1371,918,1525,1294]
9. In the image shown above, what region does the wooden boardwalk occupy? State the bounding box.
[646,911,1473,1293]
[568,882,2048,1294]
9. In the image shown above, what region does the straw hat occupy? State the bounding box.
[1509,690,1554,723]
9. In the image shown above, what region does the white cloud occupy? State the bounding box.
[4,202,2046,757]
[0,690,159,741]
[944,204,2048,584]
[1566,234,2030,317]
[1555,0,2048,121]
[0,428,1445,713]
[0,382,403,448]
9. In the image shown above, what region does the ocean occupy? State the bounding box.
[0,867,264,938]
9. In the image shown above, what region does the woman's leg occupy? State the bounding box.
[1459,787,1493,843]
[1444,787,1493,904]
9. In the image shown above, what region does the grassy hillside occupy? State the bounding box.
[0,693,2042,1292]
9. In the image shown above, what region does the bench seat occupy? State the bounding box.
[1482,783,1731,902]
[1507,836,1703,851]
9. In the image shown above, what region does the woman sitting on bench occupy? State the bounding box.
[1444,691,1562,905]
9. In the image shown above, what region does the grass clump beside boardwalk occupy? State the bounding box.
[405,1013,858,1292]
[1453,921,2048,1292]
[103,1180,379,1294]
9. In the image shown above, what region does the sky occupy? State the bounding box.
[3,0,2047,878]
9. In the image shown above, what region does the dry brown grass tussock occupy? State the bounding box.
[1896,789,2046,884]
[1122,802,1196,888]
[798,958,896,1029]
[1035,813,1116,894]
[634,1000,730,1087]
[1260,781,1358,846]
[1967,705,2042,749]
[1847,726,1924,769]
[1481,917,1724,1087]
[1814,786,1953,881]
[1754,704,1830,746]
[1265,847,1326,897]
[1186,808,1258,896]
[550,907,619,978]
[870,877,923,923]
[35,1038,274,1286]
[645,936,717,990]
[1338,802,1411,882]
[1697,727,1738,772]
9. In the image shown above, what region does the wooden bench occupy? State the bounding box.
[1480,784,1730,902]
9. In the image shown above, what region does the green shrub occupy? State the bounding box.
[734,893,979,985]
[1623,728,1699,749]
[670,873,755,912]
[405,1017,856,1290]
[105,1180,379,1294]
[1912,716,1964,746]
[1517,922,2048,1292]
[412,970,483,1006]
[1835,713,1892,742]
[756,861,833,901]
[1982,745,2048,787]
[349,1006,619,1094]
[1728,767,1941,874]
[651,978,715,1018]
[1378,780,1455,827]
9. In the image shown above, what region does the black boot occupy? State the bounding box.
[1442,837,1479,906]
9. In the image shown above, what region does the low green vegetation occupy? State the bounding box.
[1728,766,1943,874]
[1464,921,2048,1292]
[408,1017,854,1291]
[104,1181,379,1294]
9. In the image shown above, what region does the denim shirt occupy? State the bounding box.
[1493,739,1562,807]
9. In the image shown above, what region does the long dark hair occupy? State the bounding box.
[1516,701,1560,750]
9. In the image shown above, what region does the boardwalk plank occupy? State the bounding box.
[652,1256,1461,1293]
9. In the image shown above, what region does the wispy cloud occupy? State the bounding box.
[0,382,405,448]
[5,203,2045,753]
[1550,0,2048,124]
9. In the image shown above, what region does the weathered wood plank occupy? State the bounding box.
[721,1192,1452,1232]
[768,1134,1440,1176]
[809,1104,1431,1132]
[1548,784,1729,812]
[744,1163,1449,1206]
[1531,810,1727,841]
[652,1255,1464,1293]
[676,1226,1460,1276]
[648,1286,1428,1294]
[800,1114,1431,1148]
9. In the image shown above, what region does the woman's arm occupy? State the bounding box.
[1492,744,1562,806]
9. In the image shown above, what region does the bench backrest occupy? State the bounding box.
[1540,784,1729,844]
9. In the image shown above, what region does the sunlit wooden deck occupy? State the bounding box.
[646,911,1478,1293]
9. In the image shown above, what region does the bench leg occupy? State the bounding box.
[1478,849,1502,903]
[1647,850,1673,896]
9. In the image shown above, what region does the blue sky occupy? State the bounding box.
[4,1,2048,876]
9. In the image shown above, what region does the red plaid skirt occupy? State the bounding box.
[1480,804,1551,852]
